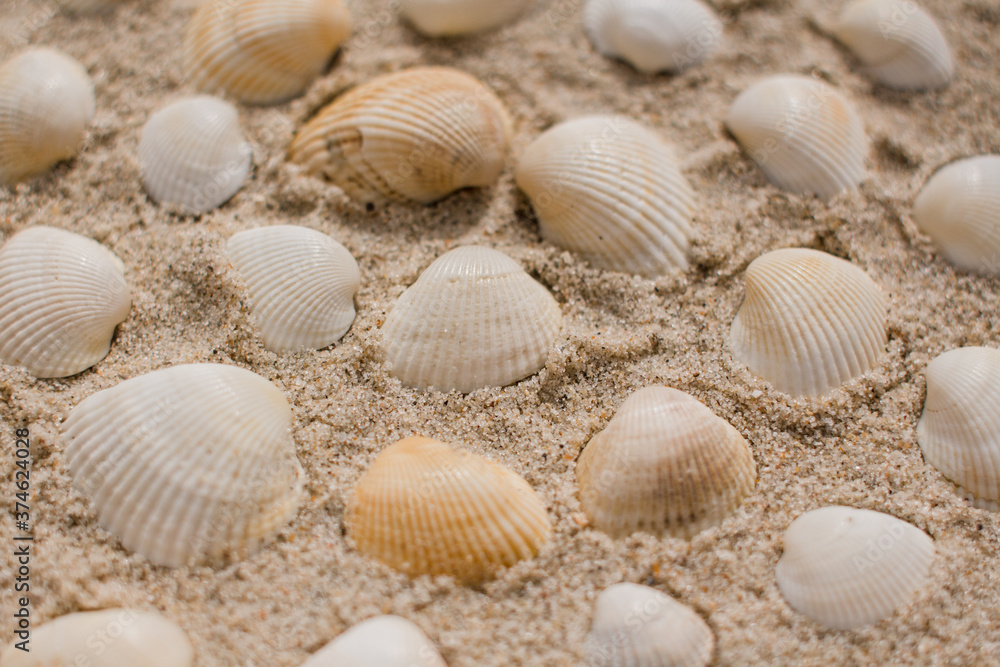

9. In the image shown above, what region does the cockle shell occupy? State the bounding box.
[400,0,532,36]
[381,246,562,393]
[288,67,512,205]
[576,387,756,539]
[725,75,867,200]
[183,0,352,105]
[0,226,131,378]
[775,506,935,630]
[301,616,447,667]
[62,364,304,567]
[226,225,360,352]
[515,115,695,276]
[730,248,887,397]
[0,48,95,186]
[346,436,552,584]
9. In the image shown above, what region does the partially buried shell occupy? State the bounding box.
[289,67,511,205]
[400,0,532,36]
[301,615,447,667]
[62,364,304,567]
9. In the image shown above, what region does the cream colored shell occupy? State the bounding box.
[400,0,532,36]
[301,615,447,667]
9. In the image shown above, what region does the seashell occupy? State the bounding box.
[0,226,131,378]
[515,115,695,276]
[586,583,714,667]
[725,75,867,200]
[301,615,447,667]
[583,0,723,73]
[912,155,1000,274]
[381,245,562,393]
[226,225,360,352]
[54,0,132,13]
[576,386,756,539]
[916,346,1000,510]
[0,48,95,186]
[62,364,304,567]
[400,0,533,36]
[775,506,935,630]
[832,0,954,91]
[346,436,552,584]
[138,96,253,213]
[183,0,352,105]
[730,247,887,397]
[288,67,511,205]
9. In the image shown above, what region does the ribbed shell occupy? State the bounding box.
[62,364,304,567]
[301,616,447,667]
[576,387,756,539]
[400,0,533,36]
[381,246,562,393]
[730,248,887,397]
[725,75,867,200]
[775,506,935,631]
[346,436,552,584]
[515,115,695,276]
[226,225,360,352]
[0,48,95,186]
[288,67,512,204]
[0,226,131,378]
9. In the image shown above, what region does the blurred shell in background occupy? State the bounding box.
[54,0,132,12]
[400,0,533,36]
[301,615,447,667]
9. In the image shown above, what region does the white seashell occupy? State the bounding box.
[62,364,304,567]
[289,67,511,205]
[138,96,252,213]
[301,615,447,667]
[226,225,360,352]
[0,226,131,378]
[586,583,714,667]
[515,115,695,276]
[730,248,887,397]
[775,506,935,630]
[0,48,95,186]
[400,0,532,36]
[725,75,867,200]
[55,0,131,13]
[381,246,562,393]
[583,0,723,73]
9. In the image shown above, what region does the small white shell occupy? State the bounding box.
[400,0,532,36]
[226,225,360,352]
[301,615,447,667]
[776,506,935,631]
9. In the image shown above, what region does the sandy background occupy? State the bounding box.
[2,0,1000,663]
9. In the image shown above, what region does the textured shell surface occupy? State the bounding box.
[301,615,447,667]
[346,436,553,584]
[0,47,95,186]
[0,226,131,378]
[400,0,533,36]
[725,75,867,200]
[380,245,562,393]
[576,386,756,539]
[775,506,935,631]
[226,225,360,352]
[288,67,512,204]
[730,247,887,397]
[515,115,695,277]
[61,364,304,567]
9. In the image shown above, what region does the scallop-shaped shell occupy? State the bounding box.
[62,364,304,567]
[55,0,131,13]
[0,226,131,378]
[576,386,756,539]
[288,67,511,205]
[775,506,935,630]
[381,246,562,393]
[515,116,694,276]
[400,0,532,36]
[226,225,360,352]
[586,583,714,667]
[725,75,867,200]
[301,615,447,667]
[730,248,887,397]
[583,0,723,73]
[346,436,552,584]
[183,0,352,105]
[0,48,95,186]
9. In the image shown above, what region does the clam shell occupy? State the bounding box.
[515,115,695,276]
[730,248,887,397]
[381,245,562,393]
[62,364,304,567]
[775,506,935,630]
[288,67,511,205]
[0,226,131,378]
[400,0,532,36]
[226,225,360,352]
[576,386,756,539]
[346,436,552,584]
[301,615,447,667]
[725,75,867,200]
